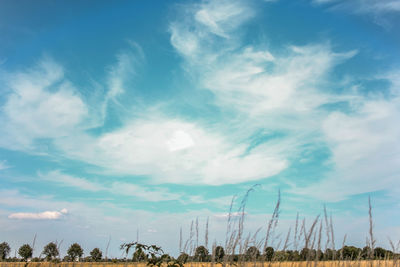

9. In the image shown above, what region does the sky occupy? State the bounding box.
[1,0,400,258]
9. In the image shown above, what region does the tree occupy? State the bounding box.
[286,250,300,261]
[264,247,274,261]
[177,253,189,264]
[214,246,225,262]
[132,248,147,262]
[90,248,102,262]
[374,247,387,260]
[42,242,59,261]
[324,249,336,260]
[339,246,361,260]
[274,251,289,262]
[67,243,83,261]
[194,246,209,262]
[0,242,11,261]
[245,246,260,261]
[361,246,372,260]
[300,248,310,261]
[18,244,33,261]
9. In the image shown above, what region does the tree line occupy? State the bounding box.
[0,241,397,263]
[0,242,100,262]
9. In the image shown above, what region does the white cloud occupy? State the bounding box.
[167,0,362,188]
[110,182,182,202]
[103,41,144,114]
[0,160,10,170]
[38,170,182,201]
[293,93,400,201]
[169,0,253,62]
[39,170,105,192]
[0,58,88,151]
[166,130,195,151]
[8,209,68,220]
[56,118,287,185]
[213,211,247,219]
[170,0,357,131]
[313,0,400,14]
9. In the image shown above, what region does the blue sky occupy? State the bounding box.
[1,0,400,258]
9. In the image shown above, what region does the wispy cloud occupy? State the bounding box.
[38,170,182,201]
[0,57,88,151]
[8,208,68,220]
[0,160,10,170]
[103,41,145,116]
[39,170,105,192]
[313,0,400,16]
[55,118,287,185]
[292,74,400,201]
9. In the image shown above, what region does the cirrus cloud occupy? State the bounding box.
[8,208,68,220]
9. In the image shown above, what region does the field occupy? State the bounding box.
[0,262,399,267]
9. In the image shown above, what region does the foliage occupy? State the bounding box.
[67,243,84,261]
[245,246,260,261]
[0,242,11,261]
[374,247,390,259]
[177,253,189,264]
[121,242,183,267]
[264,247,274,261]
[90,248,102,262]
[324,249,336,260]
[338,246,361,260]
[18,244,33,261]
[214,246,225,262]
[42,242,59,261]
[194,246,209,262]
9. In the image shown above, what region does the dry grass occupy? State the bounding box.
[0,262,398,267]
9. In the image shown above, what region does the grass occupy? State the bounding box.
[1,191,398,267]
[0,261,399,267]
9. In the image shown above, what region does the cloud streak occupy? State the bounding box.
[0,57,88,151]
[8,208,68,220]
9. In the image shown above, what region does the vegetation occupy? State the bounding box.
[0,242,11,261]
[67,243,83,261]
[18,244,33,261]
[42,242,59,261]
[214,246,225,263]
[194,246,209,262]
[90,248,102,262]
[0,193,398,267]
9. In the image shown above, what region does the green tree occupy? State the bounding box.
[18,244,33,261]
[67,243,83,261]
[374,247,387,260]
[339,246,361,260]
[274,251,289,261]
[245,246,260,261]
[132,248,147,262]
[214,246,225,262]
[177,253,189,264]
[42,242,59,261]
[264,247,274,261]
[361,246,372,260]
[194,246,209,262]
[300,248,310,261]
[286,250,300,261]
[90,248,102,262]
[0,242,11,261]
